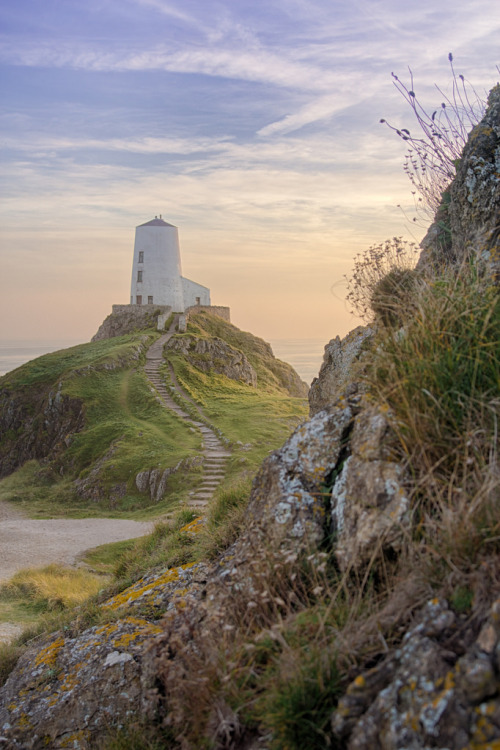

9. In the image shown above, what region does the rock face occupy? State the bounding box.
[333,597,500,749]
[309,326,373,415]
[0,618,160,750]
[420,84,500,275]
[92,304,172,341]
[0,383,85,479]
[166,335,258,386]
[331,404,409,570]
[134,456,204,503]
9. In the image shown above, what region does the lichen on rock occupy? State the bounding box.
[0,618,162,749]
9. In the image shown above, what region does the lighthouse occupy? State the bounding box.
[130,216,210,311]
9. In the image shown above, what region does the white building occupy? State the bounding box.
[130,217,210,311]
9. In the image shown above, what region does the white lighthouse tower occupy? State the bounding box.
[130,216,210,311]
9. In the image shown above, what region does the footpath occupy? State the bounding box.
[144,318,231,510]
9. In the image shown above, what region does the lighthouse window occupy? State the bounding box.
[138,251,144,263]
[148,296,153,304]
[137,270,143,282]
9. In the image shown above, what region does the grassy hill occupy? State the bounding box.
[0,318,308,520]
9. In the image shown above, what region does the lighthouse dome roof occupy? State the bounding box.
[138,217,176,228]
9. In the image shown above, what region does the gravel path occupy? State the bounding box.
[0,500,152,583]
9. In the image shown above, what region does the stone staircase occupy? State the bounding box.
[144,320,231,511]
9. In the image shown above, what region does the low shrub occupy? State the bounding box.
[346,237,419,323]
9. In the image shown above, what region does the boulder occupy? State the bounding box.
[0,562,209,749]
[135,456,203,502]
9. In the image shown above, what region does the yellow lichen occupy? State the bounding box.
[112,622,162,649]
[180,517,204,535]
[58,662,84,694]
[59,730,90,747]
[18,712,33,730]
[444,670,456,690]
[34,636,65,669]
[102,564,195,611]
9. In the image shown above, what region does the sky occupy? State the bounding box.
[0,0,499,345]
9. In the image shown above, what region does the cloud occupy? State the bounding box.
[257,92,362,136]
[125,0,198,26]
[2,134,232,157]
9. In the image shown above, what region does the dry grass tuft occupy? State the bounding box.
[1,563,106,611]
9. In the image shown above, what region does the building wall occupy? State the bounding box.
[182,277,211,308]
[130,224,185,310]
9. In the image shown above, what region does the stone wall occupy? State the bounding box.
[111,304,171,315]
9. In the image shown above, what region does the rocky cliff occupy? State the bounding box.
[0,88,499,749]
[92,304,172,341]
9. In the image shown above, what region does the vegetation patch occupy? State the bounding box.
[0,564,106,612]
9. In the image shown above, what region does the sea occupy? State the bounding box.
[0,338,329,385]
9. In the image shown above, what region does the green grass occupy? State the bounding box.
[0,563,107,613]
[0,642,23,687]
[169,354,307,474]
[64,367,202,488]
[82,539,142,575]
[255,648,342,750]
[186,312,306,394]
[0,334,154,389]
[0,341,204,517]
[110,511,200,581]
[369,263,499,506]
[98,723,176,749]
